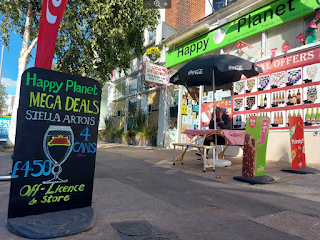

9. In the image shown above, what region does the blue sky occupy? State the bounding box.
[1,32,36,98]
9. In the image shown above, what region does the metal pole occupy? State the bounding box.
[162,85,168,147]
[0,44,4,84]
[212,70,217,170]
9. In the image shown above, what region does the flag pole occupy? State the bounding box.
[212,70,216,171]
[0,44,4,84]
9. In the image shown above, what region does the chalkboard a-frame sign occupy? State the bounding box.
[8,67,101,219]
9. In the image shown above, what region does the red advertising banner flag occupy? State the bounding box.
[296,33,304,42]
[271,48,277,58]
[235,41,245,50]
[35,0,68,69]
[282,43,289,53]
[308,20,318,29]
[315,12,320,19]
[289,117,306,170]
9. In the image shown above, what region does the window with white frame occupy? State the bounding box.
[129,75,138,94]
[115,80,126,99]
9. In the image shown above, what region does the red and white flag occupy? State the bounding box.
[308,20,318,29]
[150,83,154,88]
[271,48,277,58]
[235,41,245,50]
[35,0,69,69]
[282,43,289,53]
[162,85,166,90]
[296,33,304,42]
[227,49,231,54]
[316,12,320,19]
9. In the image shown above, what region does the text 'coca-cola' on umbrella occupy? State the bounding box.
[170,54,263,87]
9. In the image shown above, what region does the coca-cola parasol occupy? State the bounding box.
[170,54,262,87]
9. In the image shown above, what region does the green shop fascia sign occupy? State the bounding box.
[166,0,319,68]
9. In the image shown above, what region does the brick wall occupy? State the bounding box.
[165,0,206,30]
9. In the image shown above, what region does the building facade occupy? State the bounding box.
[164,0,320,163]
[99,0,220,145]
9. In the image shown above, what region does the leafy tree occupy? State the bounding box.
[0,83,8,113]
[0,0,159,146]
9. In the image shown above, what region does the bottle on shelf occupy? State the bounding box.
[311,108,316,124]
[288,111,292,124]
[274,112,278,124]
[276,92,279,105]
[297,110,301,118]
[280,112,283,124]
[292,90,297,104]
[264,94,267,107]
[297,89,301,104]
[288,90,292,103]
[305,109,311,123]
[272,93,276,105]
[316,108,320,125]
[260,95,264,107]
[293,110,296,117]
[282,91,285,104]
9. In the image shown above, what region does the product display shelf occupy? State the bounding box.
[232,80,320,130]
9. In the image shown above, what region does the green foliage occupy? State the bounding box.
[0,0,160,85]
[0,83,8,112]
[143,125,157,138]
[115,127,124,137]
[104,115,115,133]
[124,128,135,138]
[131,109,146,132]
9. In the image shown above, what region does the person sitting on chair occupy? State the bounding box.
[196,107,231,160]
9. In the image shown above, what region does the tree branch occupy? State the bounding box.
[22,37,38,59]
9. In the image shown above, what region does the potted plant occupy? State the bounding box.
[122,128,135,145]
[145,47,161,61]
[144,125,157,146]
[135,131,145,146]
[104,116,115,143]
[132,110,147,146]
[114,127,124,144]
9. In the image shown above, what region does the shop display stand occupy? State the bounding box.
[233,175,276,184]
[281,167,320,174]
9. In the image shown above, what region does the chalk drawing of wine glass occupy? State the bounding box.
[43,125,74,184]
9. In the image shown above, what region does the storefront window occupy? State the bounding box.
[115,80,126,99]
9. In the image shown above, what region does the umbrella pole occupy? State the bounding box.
[212,70,217,171]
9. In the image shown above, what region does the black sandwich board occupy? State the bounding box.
[7,67,101,238]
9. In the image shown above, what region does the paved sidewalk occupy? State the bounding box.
[97,142,320,203]
[1,143,320,239]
